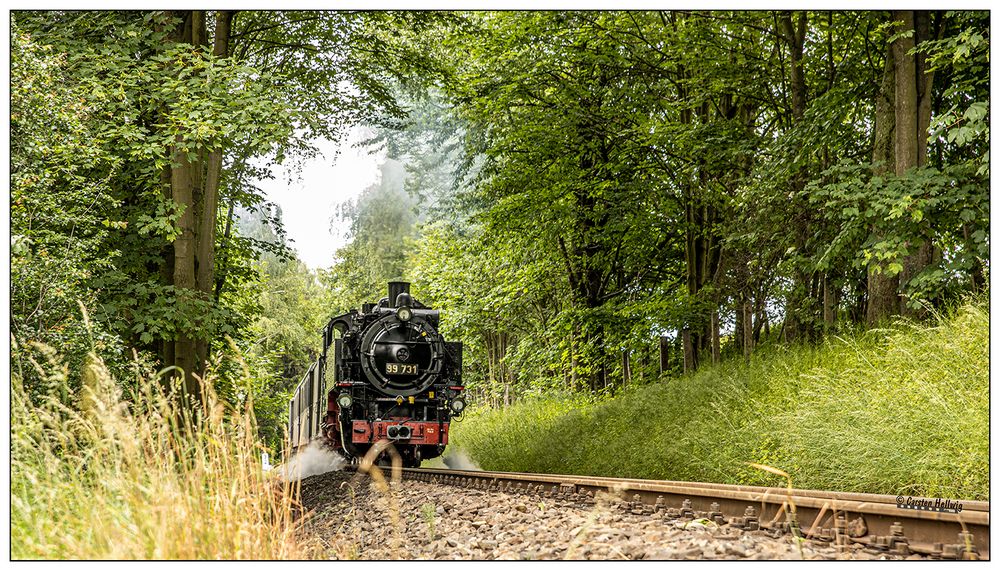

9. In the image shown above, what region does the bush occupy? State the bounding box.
[451,299,989,500]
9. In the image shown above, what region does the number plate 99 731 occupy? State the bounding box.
[386,363,418,375]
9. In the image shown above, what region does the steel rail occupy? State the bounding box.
[396,467,988,559]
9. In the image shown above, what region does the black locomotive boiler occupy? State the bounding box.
[288,281,465,467]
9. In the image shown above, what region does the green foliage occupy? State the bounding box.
[341,10,991,407]
[808,162,988,306]
[11,24,137,392]
[245,258,332,450]
[423,12,693,395]
[452,298,988,500]
[12,12,298,383]
[365,88,474,222]
[410,221,569,399]
[11,10,440,435]
[921,11,990,176]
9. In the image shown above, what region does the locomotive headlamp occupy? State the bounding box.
[337,393,352,408]
[397,306,413,322]
[450,397,466,414]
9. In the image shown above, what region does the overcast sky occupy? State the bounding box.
[257,126,386,269]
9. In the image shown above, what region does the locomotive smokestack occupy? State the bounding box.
[388,281,410,308]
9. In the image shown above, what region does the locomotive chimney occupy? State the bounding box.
[388,281,410,308]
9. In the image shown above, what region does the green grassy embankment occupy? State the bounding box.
[451,300,988,500]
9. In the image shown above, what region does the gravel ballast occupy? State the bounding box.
[298,469,924,560]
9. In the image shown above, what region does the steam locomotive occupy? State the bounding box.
[287,281,465,467]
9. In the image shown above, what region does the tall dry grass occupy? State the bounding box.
[11,344,319,559]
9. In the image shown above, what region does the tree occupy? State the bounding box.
[443,12,690,387]
[162,11,235,394]
[892,11,939,316]
[867,31,899,325]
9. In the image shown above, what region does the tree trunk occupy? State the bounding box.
[158,162,175,378]
[867,34,900,326]
[485,333,497,403]
[822,273,835,329]
[594,328,607,392]
[782,11,808,123]
[658,335,670,375]
[893,10,937,317]
[866,281,892,326]
[742,301,754,361]
[214,199,236,302]
[570,329,579,389]
[964,224,985,292]
[684,196,701,368]
[165,10,204,400]
[710,310,721,364]
[780,10,811,342]
[188,11,209,373]
[682,328,696,373]
[197,10,234,299]
[192,10,234,367]
[734,299,744,355]
[161,10,238,395]
[893,11,919,178]
[621,350,631,387]
[915,11,935,168]
[171,133,198,398]
[677,80,725,374]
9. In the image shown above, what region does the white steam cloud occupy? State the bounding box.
[278,441,346,482]
[442,449,482,471]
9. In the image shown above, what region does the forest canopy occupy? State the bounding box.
[10,10,989,445]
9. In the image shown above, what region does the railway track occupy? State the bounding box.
[397,467,988,559]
